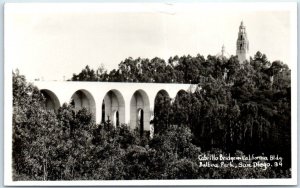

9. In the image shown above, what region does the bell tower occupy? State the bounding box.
[236,21,249,63]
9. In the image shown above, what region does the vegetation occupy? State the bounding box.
[13,51,291,180]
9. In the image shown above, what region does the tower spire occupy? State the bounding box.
[236,21,249,63]
[221,44,225,56]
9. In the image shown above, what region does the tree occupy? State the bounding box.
[72,65,97,81]
[13,70,58,180]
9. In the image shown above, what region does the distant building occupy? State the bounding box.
[216,44,230,60]
[236,21,249,63]
[216,45,230,80]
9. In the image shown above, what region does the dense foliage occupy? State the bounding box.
[71,52,288,85]
[13,51,291,180]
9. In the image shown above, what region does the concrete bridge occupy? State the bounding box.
[33,81,195,132]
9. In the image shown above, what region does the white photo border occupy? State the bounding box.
[4,2,298,186]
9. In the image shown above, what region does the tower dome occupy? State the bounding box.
[216,45,230,59]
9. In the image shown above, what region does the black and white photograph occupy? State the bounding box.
[4,2,297,186]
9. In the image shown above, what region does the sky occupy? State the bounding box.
[5,3,296,81]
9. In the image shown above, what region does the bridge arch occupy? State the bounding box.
[40,89,60,112]
[171,89,189,126]
[155,89,170,100]
[71,89,96,117]
[176,89,188,97]
[130,89,150,135]
[153,89,172,133]
[102,89,125,127]
[173,89,190,108]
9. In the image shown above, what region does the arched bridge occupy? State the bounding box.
[34,81,195,132]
